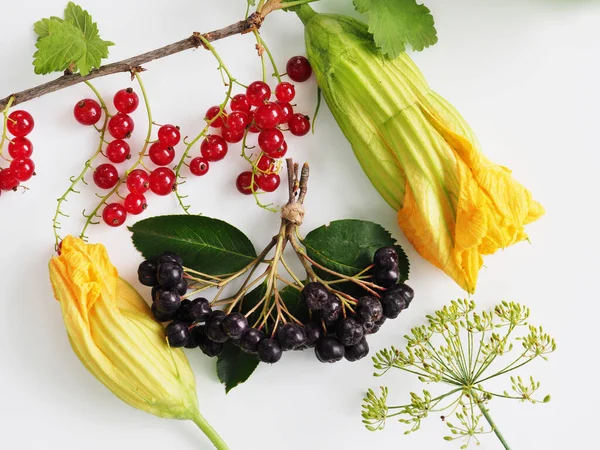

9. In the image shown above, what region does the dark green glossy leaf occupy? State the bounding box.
[216,342,259,393]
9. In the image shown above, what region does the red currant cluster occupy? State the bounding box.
[193,56,313,199]
[0,109,36,194]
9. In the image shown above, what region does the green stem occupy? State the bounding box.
[296,3,317,25]
[0,96,15,160]
[191,413,229,450]
[477,403,511,450]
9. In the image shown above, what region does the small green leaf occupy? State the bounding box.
[216,342,259,393]
[33,17,63,38]
[129,215,257,276]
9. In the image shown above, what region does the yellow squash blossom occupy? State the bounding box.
[298,6,544,292]
[49,236,228,449]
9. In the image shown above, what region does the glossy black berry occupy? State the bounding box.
[176,299,194,324]
[304,322,324,348]
[151,303,175,322]
[156,262,183,288]
[344,338,369,362]
[257,339,283,363]
[188,298,212,322]
[184,328,199,349]
[157,251,183,265]
[222,312,249,339]
[239,328,266,354]
[373,247,399,270]
[277,323,307,350]
[374,267,399,288]
[175,278,188,296]
[138,260,158,286]
[301,282,331,311]
[209,309,226,321]
[154,289,181,314]
[320,294,342,323]
[166,321,190,348]
[387,283,414,307]
[356,296,384,327]
[315,336,345,363]
[381,291,406,319]
[205,316,229,343]
[336,317,364,346]
[193,327,223,357]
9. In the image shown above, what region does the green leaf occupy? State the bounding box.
[129,215,257,276]
[353,0,438,57]
[33,17,63,38]
[216,342,259,393]
[303,219,409,281]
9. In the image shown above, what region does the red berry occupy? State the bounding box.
[286,56,312,83]
[230,94,251,113]
[236,171,257,195]
[102,203,127,227]
[157,124,181,147]
[225,111,249,134]
[246,81,271,106]
[256,155,276,173]
[105,139,131,164]
[113,88,139,114]
[257,173,281,192]
[254,103,282,130]
[73,99,102,126]
[93,164,119,189]
[247,111,260,133]
[108,113,134,139]
[8,137,33,158]
[189,157,209,176]
[276,102,293,124]
[9,157,35,182]
[7,110,34,137]
[221,126,244,144]
[289,114,310,136]
[206,106,226,128]
[126,169,150,194]
[268,139,287,159]
[0,168,19,191]
[124,193,147,215]
[149,142,175,166]
[149,167,176,196]
[275,82,296,103]
[200,135,228,161]
[258,128,285,154]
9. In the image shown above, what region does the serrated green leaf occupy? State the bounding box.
[353,0,437,57]
[216,342,259,393]
[33,17,63,38]
[129,215,257,276]
[302,219,409,280]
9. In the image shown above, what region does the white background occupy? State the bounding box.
[1,0,598,449]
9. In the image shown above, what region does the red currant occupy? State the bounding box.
[258,128,285,154]
[221,126,244,144]
[108,113,134,139]
[275,82,296,103]
[149,142,175,166]
[225,111,249,134]
[124,193,147,215]
[105,139,131,164]
[93,163,119,189]
[256,155,276,173]
[286,56,312,83]
[189,157,209,176]
[149,167,176,195]
[102,203,127,227]
[254,103,282,130]
[73,99,102,126]
[9,157,35,182]
[236,171,257,195]
[200,135,228,161]
[0,168,19,191]
[276,102,293,124]
[268,139,288,159]
[126,169,150,194]
[247,111,260,133]
[8,137,33,158]
[246,81,271,106]
[113,88,139,114]
[157,124,181,147]
[289,114,311,136]
[7,110,34,137]
[206,106,226,128]
[230,94,251,113]
[257,173,281,192]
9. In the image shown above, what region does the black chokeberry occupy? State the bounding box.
[304,322,324,348]
[154,289,181,314]
[365,316,386,334]
[239,328,266,354]
[166,321,190,348]
[336,317,364,346]
[344,338,369,362]
[387,283,414,307]
[188,298,212,322]
[356,296,384,326]
[315,336,345,363]
[205,315,229,343]
[257,339,283,363]
[157,251,183,265]
[210,310,226,321]
[138,260,158,286]
[301,282,331,311]
[381,291,406,319]
[176,299,194,324]
[373,247,399,270]
[184,328,199,349]
[223,312,249,339]
[374,267,399,288]
[175,278,188,296]
[277,323,307,350]
[151,303,175,322]
[320,293,342,323]
[193,327,223,357]
[156,262,183,288]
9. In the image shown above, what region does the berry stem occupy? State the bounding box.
[254,31,282,83]
[0,96,15,161]
[191,412,230,450]
[476,402,511,450]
